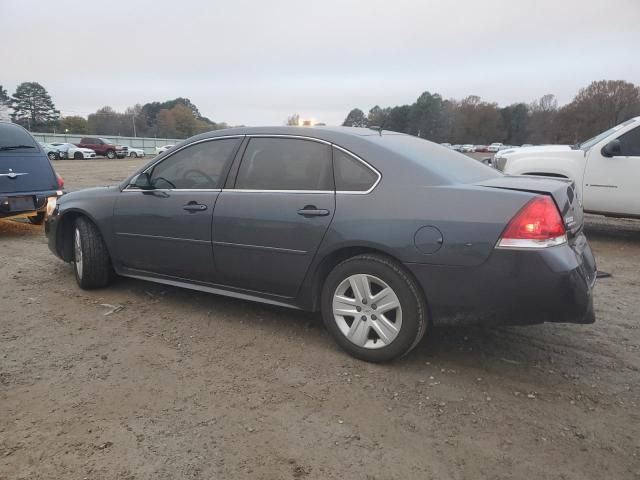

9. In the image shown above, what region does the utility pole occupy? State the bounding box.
[132,115,137,137]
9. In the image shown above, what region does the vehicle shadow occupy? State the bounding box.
[584,216,640,242]
[0,219,43,238]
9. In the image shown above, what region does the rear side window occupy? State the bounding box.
[0,123,38,151]
[367,134,501,184]
[617,126,640,156]
[235,138,333,191]
[149,138,239,189]
[333,147,378,192]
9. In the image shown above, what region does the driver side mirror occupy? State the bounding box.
[602,139,622,158]
[132,172,154,190]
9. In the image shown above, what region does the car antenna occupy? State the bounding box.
[368,114,389,136]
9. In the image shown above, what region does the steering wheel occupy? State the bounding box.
[183,169,218,187]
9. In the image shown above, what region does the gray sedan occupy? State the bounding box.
[45,126,596,362]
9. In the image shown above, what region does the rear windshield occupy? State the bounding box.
[372,134,501,184]
[0,123,38,151]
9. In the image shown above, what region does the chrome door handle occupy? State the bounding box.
[183,203,207,212]
[297,207,330,217]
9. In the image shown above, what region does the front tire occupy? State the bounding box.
[321,254,428,362]
[130,152,138,158]
[47,152,57,161]
[73,152,83,160]
[73,217,113,289]
[106,150,116,159]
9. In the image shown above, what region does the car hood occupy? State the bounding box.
[77,148,95,153]
[498,145,573,157]
[59,185,119,200]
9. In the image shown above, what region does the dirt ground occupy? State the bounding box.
[1,158,639,480]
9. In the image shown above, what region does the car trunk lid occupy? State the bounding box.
[476,175,583,237]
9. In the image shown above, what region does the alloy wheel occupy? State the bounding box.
[74,228,83,280]
[332,274,402,349]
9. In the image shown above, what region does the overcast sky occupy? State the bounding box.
[2,0,639,126]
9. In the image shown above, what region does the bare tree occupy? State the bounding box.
[527,94,558,144]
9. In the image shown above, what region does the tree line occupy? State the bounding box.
[3,79,640,144]
[0,82,229,138]
[342,80,640,145]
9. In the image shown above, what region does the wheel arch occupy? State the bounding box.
[306,245,428,315]
[56,209,112,262]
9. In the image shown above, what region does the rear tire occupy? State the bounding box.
[321,254,428,362]
[28,212,45,225]
[73,217,113,289]
[47,152,57,161]
[106,150,116,159]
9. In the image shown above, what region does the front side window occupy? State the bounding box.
[149,138,238,189]
[616,127,640,157]
[235,138,333,191]
[578,118,637,150]
[333,147,378,192]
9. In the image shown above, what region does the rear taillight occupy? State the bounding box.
[56,173,64,189]
[497,195,566,249]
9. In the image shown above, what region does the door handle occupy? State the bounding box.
[297,206,330,217]
[183,202,208,212]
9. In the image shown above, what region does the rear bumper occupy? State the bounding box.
[405,232,597,327]
[0,190,62,220]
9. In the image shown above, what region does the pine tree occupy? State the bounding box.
[11,82,60,130]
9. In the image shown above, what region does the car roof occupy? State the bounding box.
[190,125,396,141]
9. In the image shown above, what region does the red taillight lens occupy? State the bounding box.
[56,173,64,189]
[497,196,566,248]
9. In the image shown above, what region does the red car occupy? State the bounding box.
[76,137,128,159]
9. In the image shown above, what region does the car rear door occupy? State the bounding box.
[212,136,335,297]
[112,137,241,282]
[583,125,640,216]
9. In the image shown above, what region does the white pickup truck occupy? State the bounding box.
[494,117,640,218]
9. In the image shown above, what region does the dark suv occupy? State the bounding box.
[1,122,64,225]
[76,137,128,159]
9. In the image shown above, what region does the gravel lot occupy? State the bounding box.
[1,157,639,479]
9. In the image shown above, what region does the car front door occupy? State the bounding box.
[583,126,640,216]
[212,136,335,297]
[112,137,241,282]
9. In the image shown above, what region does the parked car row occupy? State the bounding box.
[39,137,153,160]
[440,142,522,153]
